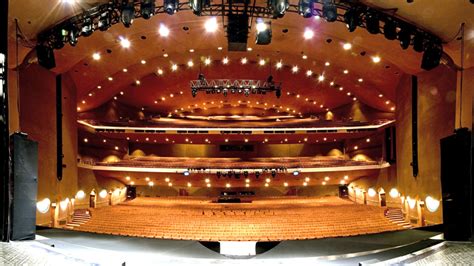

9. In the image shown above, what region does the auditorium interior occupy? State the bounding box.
[1,0,473,265]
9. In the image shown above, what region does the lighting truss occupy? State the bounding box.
[190,78,282,98]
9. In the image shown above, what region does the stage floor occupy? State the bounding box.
[2,228,462,265]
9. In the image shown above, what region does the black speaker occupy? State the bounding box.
[227,14,249,51]
[10,133,38,241]
[440,128,473,241]
[36,45,56,69]
[339,185,349,198]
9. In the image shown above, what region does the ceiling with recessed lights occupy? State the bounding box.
[7,0,474,120]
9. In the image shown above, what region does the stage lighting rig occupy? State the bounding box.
[268,0,289,18]
[298,0,314,18]
[255,19,272,45]
[98,11,111,31]
[365,11,380,34]
[140,0,155,19]
[190,75,282,98]
[164,0,179,15]
[398,26,412,50]
[81,17,94,37]
[413,32,425,52]
[383,18,397,40]
[421,41,443,71]
[121,0,135,27]
[322,0,337,22]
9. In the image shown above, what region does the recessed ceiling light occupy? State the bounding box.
[122,68,128,72]
[379,94,383,97]
[222,57,229,64]
[343,69,349,74]
[390,107,395,111]
[163,53,168,58]
[62,0,76,5]
[217,46,223,50]
[141,59,146,64]
[187,60,194,67]
[108,76,113,81]
[347,92,351,96]
[371,56,381,63]
[120,91,124,95]
[204,57,211,65]
[318,74,325,82]
[325,62,330,66]
[88,93,93,97]
[119,37,131,48]
[97,85,101,89]
[343,42,352,50]
[189,48,195,53]
[157,68,164,75]
[204,17,218,33]
[303,28,314,39]
[385,100,390,105]
[77,107,81,111]
[259,59,266,66]
[135,80,141,85]
[329,81,335,86]
[158,24,170,37]
[353,97,357,101]
[92,52,101,60]
[241,57,248,64]
[302,54,308,59]
[247,47,253,51]
[358,78,363,82]
[292,66,299,73]
[306,70,313,76]
[339,87,343,91]
[275,61,283,69]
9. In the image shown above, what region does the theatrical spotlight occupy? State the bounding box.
[68,27,79,46]
[121,1,135,28]
[255,19,272,45]
[413,32,425,53]
[298,0,314,18]
[398,26,412,50]
[365,11,380,34]
[421,42,443,71]
[140,0,155,19]
[189,0,210,16]
[343,7,360,32]
[98,12,111,31]
[322,0,337,22]
[268,0,289,18]
[164,0,179,15]
[81,17,94,37]
[383,18,397,40]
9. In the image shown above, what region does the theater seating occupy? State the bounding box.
[72,197,405,241]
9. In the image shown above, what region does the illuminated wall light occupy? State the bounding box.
[187,182,192,187]
[347,92,351,96]
[339,87,344,91]
[125,176,130,181]
[165,177,170,182]
[217,47,223,50]
[207,183,211,188]
[163,53,169,57]
[325,62,330,66]
[354,145,358,150]
[114,146,119,150]
[135,80,141,85]
[302,54,308,59]
[318,74,325,82]
[259,59,266,66]
[305,177,310,182]
[148,181,154,186]
[306,70,313,76]
[145,177,150,181]
[340,180,346,185]
[303,182,308,186]
[130,181,135,185]
[189,49,195,53]
[205,178,210,183]
[303,28,314,39]
[265,183,269,187]
[322,181,327,185]
[204,17,218,33]
[343,69,349,74]
[367,188,377,197]
[385,100,390,105]
[245,179,250,183]
[425,196,440,212]
[292,66,299,73]
[108,77,113,81]
[390,107,396,111]
[119,37,131,48]
[389,188,399,198]
[92,52,101,60]
[366,138,371,143]
[378,94,383,98]
[226,183,231,188]
[247,47,253,51]
[245,184,250,188]
[59,198,70,211]
[99,189,108,198]
[83,138,88,143]
[371,56,381,63]
[284,182,288,187]
[157,68,164,75]
[323,137,327,141]
[204,57,212,65]
[343,42,352,50]
[222,57,229,64]
[187,60,194,67]
[344,175,349,180]
[265,178,271,183]
[76,190,85,199]
[358,78,363,83]
[407,196,417,209]
[168,182,173,187]
[241,57,248,64]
